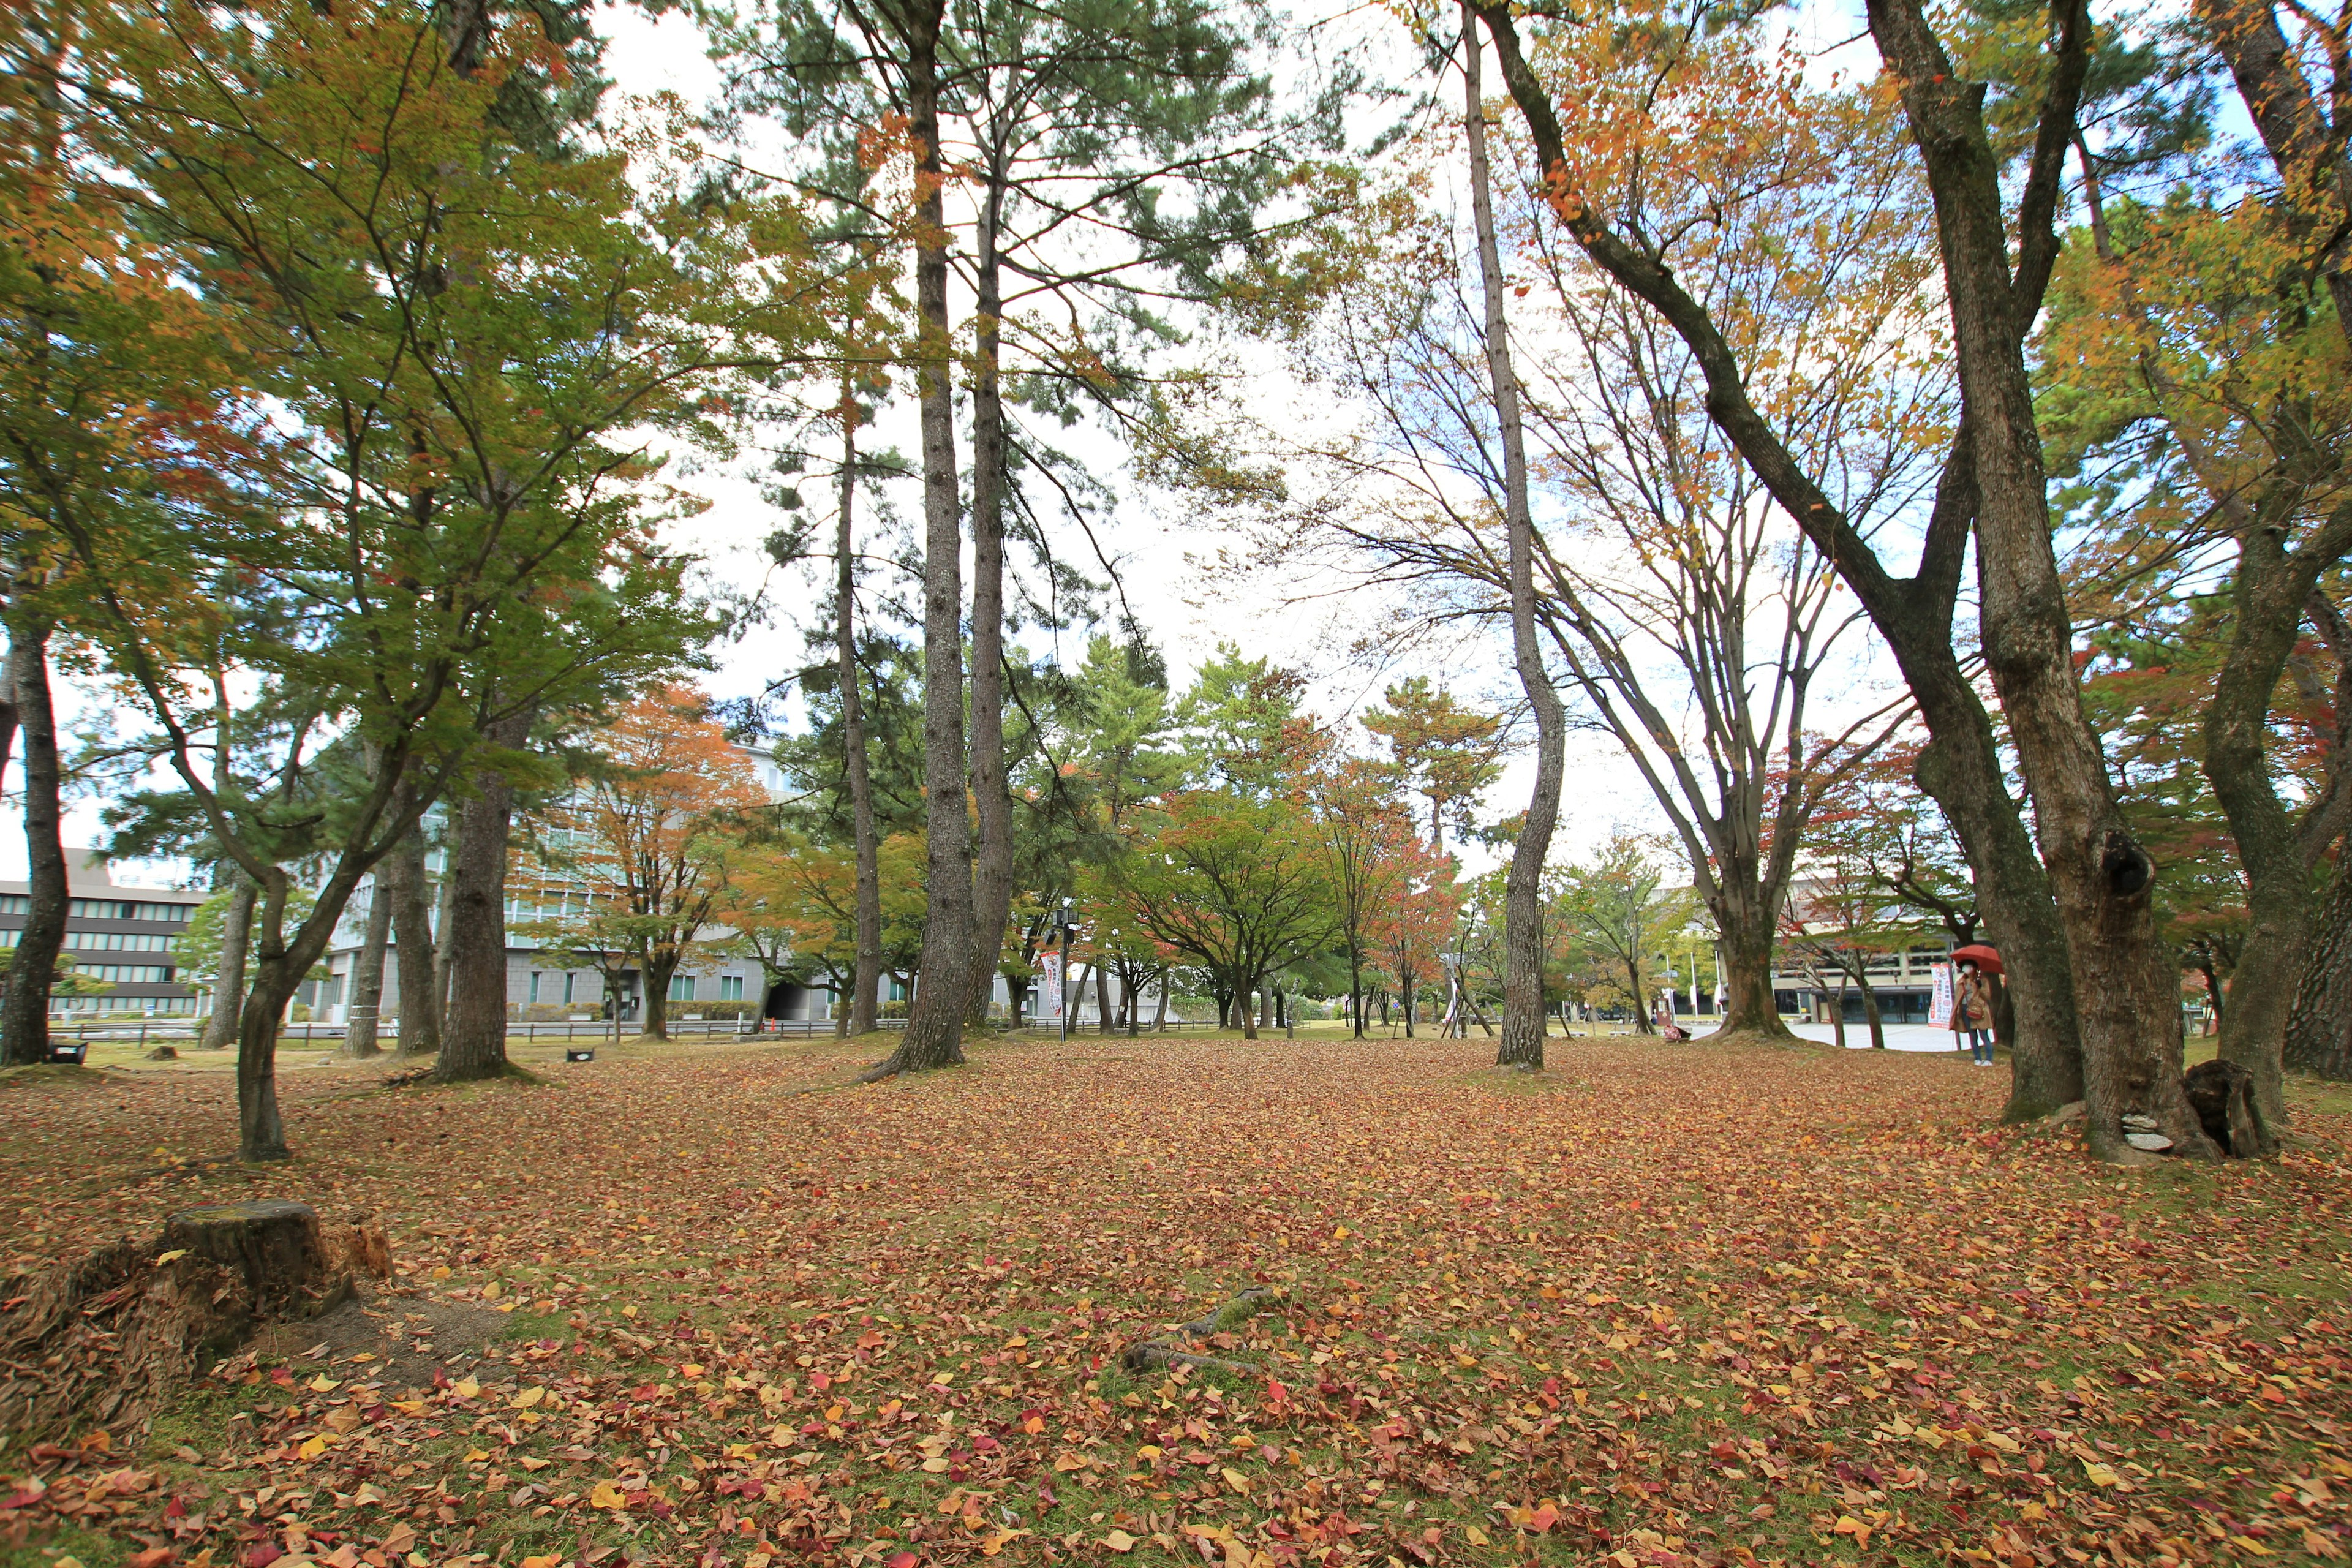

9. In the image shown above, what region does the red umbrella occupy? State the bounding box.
[1951,943,2003,976]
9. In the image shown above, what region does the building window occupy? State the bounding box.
[564,972,576,1005]
[529,972,543,1004]
[720,975,743,1001]
[73,963,170,984]
[669,975,695,1002]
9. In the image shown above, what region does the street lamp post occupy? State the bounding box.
[1056,900,1076,1045]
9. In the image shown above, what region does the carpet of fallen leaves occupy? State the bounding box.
[2,1031,2350,1568]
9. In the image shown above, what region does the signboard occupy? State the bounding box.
[1929,962,1955,1028]
[1041,954,1063,1020]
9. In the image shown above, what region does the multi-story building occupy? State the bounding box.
[0,849,204,1016]
[1768,874,1950,1024]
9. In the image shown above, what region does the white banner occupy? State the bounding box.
[1041,954,1063,1020]
[1929,962,1955,1028]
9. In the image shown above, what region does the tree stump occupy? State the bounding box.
[2183,1059,2275,1158]
[161,1200,328,1316]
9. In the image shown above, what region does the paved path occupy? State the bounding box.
[1693,1020,1971,1055]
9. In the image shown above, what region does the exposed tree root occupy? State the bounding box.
[1120,1284,1281,1375]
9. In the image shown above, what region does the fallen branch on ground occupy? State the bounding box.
[1120,1284,1281,1374]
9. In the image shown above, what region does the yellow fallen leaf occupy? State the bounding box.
[481,1282,502,1300]
[154,1250,187,1265]
[589,1482,628,1510]
[1222,1466,1251,1493]
[307,1374,339,1392]
[2230,1536,2272,1556]
[511,1386,545,1409]
[451,1378,480,1400]
[1332,1226,1350,1240]
[2081,1460,2124,1488]
[296,1436,328,1461]
[1464,1525,1490,1547]
[1102,1530,1137,1553]
[521,1557,562,1568]
[921,1457,951,1473]
[1833,1514,1872,1547]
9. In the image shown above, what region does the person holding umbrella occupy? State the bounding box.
[1950,944,2001,1066]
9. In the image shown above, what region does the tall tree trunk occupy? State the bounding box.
[1472,3,2089,1123]
[1627,956,1653,1033]
[836,385,883,1038]
[1461,6,1567,1071]
[1714,884,1788,1038]
[1827,975,1849,1050]
[1239,973,1261,1040]
[200,875,256,1054]
[1153,979,1167,1031]
[388,824,440,1055]
[1862,0,2211,1160]
[2203,532,2334,1126]
[1096,963,1112,1035]
[1910,691,2084,1117]
[339,873,392,1058]
[235,869,314,1163]
[436,711,530,1082]
[236,862,379,1163]
[643,949,679,1041]
[964,179,1014,1028]
[2286,853,2352,1080]
[0,620,63,1066]
[1859,970,1886,1050]
[875,8,970,1079]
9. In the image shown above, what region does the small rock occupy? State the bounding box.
[2120,1112,2162,1133]
[146,1045,178,1061]
[2124,1129,2173,1152]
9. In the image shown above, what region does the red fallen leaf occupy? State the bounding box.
[884,1554,918,1568]
[126,1550,174,1568]
[0,1488,42,1510]
[164,1496,189,1518]
[246,1545,283,1568]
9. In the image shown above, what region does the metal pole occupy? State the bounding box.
[1058,924,1070,1044]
